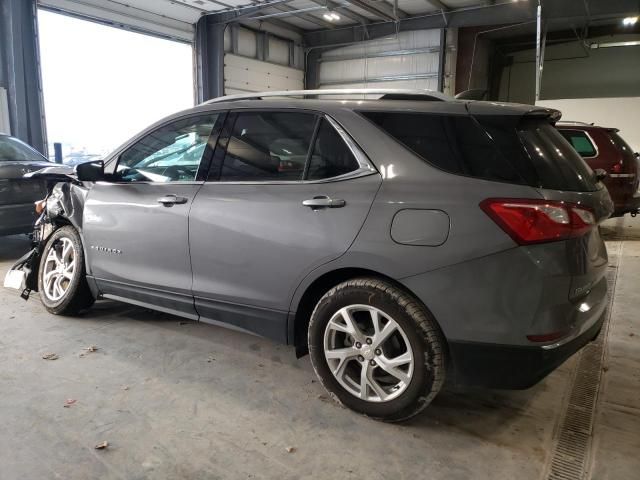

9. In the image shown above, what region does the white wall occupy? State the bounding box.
[537,97,640,152]
[498,34,640,104]
[318,30,442,91]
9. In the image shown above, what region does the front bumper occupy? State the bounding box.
[447,309,605,389]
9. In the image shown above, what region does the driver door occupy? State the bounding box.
[82,112,224,318]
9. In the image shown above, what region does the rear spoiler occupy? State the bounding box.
[522,108,562,124]
[465,102,562,124]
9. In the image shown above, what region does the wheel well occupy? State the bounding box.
[292,268,439,357]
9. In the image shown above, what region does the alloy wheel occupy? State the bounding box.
[42,237,76,302]
[323,304,414,402]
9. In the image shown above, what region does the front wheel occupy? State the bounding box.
[308,278,445,422]
[38,225,95,315]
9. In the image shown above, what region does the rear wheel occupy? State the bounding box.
[308,278,445,422]
[38,226,94,315]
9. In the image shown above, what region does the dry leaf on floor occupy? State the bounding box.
[42,353,59,360]
[63,399,77,408]
[121,386,129,391]
[84,345,98,352]
[94,441,109,450]
[285,446,296,453]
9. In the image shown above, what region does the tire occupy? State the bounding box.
[308,277,445,422]
[38,225,95,315]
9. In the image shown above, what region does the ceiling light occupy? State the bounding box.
[622,16,638,26]
[323,11,340,21]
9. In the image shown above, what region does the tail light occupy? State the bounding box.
[480,198,596,245]
[611,161,623,174]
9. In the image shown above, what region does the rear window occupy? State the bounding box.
[361,111,598,192]
[516,119,598,192]
[558,130,597,157]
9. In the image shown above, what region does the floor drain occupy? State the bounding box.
[545,240,621,480]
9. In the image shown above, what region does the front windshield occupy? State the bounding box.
[0,135,48,162]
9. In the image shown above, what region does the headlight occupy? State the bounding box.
[46,194,63,218]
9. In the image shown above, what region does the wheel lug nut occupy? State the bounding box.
[369,360,376,366]
[355,342,362,349]
[375,349,381,356]
[357,355,364,362]
[366,338,372,345]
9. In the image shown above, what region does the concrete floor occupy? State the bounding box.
[0,217,638,480]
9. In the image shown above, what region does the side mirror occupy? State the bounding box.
[75,160,105,182]
[594,168,607,182]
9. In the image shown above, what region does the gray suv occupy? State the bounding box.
[6,90,613,422]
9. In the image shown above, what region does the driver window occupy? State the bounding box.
[116,114,219,183]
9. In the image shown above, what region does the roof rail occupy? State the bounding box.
[202,89,451,105]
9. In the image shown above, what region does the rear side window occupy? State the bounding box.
[361,111,525,185]
[307,119,360,180]
[220,112,316,181]
[362,111,599,192]
[558,130,597,157]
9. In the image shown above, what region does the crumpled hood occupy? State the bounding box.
[23,164,77,181]
[0,160,55,180]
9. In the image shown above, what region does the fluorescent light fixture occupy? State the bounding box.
[590,40,640,49]
[622,16,638,26]
[323,11,340,21]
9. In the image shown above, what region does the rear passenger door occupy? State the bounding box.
[188,110,382,341]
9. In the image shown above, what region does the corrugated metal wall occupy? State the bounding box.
[318,30,442,91]
[223,25,304,95]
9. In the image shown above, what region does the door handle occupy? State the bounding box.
[157,194,188,206]
[302,196,346,209]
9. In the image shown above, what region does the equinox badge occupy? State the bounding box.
[90,245,122,255]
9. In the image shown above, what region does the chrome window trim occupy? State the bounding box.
[324,114,377,175]
[96,181,205,186]
[201,171,378,186]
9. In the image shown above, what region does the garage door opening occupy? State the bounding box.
[38,9,194,164]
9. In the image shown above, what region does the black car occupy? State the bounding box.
[0,134,51,236]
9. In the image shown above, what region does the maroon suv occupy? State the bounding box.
[557,122,640,217]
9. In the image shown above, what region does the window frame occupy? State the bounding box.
[559,129,599,159]
[207,107,376,185]
[103,111,228,185]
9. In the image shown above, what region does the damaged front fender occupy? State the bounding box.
[4,170,91,299]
